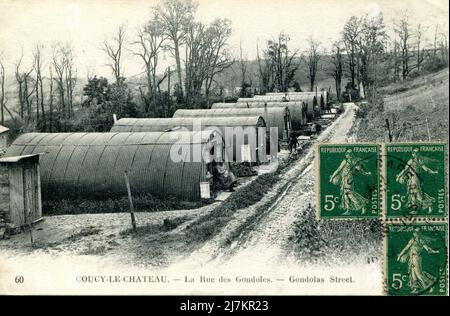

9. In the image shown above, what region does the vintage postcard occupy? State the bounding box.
[0,0,448,298]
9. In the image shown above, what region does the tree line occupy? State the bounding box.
[329,12,448,103]
[0,0,235,133]
[0,3,448,135]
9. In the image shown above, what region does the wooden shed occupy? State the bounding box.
[110,116,267,162]
[0,154,42,228]
[5,132,229,202]
[173,107,291,141]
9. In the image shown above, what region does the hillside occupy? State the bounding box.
[356,68,449,142]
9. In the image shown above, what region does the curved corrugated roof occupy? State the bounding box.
[267,91,327,97]
[212,102,307,130]
[6,131,221,201]
[260,91,328,108]
[250,95,316,119]
[255,90,328,109]
[111,116,266,132]
[110,117,266,163]
[173,108,291,140]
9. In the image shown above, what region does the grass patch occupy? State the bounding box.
[43,194,204,215]
[80,244,107,256]
[356,68,449,143]
[230,162,258,177]
[66,226,102,242]
[185,172,280,243]
[290,205,382,264]
[121,216,190,236]
[184,144,311,244]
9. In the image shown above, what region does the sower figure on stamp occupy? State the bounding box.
[397,229,439,294]
[395,148,438,213]
[329,149,371,215]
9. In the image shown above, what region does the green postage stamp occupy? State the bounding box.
[386,222,448,296]
[385,143,447,219]
[316,143,381,219]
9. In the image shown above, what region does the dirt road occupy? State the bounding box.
[173,103,361,268]
[226,103,358,264]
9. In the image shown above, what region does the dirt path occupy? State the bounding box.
[172,103,359,269]
[223,103,358,266]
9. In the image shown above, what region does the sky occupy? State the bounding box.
[0,0,448,79]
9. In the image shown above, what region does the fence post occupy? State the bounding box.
[425,118,431,141]
[124,171,137,232]
[385,118,393,142]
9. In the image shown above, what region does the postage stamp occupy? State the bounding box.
[316,143,381,219]
[385,222,448,296]
[385,143,447,219]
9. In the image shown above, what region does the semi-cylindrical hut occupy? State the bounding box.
[5,131,226,201]
[173,108,291,141]
[110,116,267,162]
[264,91,328,108]
[211,102,306,130]
[251,95,317,121]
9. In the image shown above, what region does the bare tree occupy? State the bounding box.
[33,44,45,123]
[342,16,362,90]
[256,40,273,94]
[306,37,321,92]
[48,65,54,131]
[64,47,76,118]
[357,13,387,101]
[432,24,440,67]
[102,25,126,84]
[330,41,343,101]
[203,18,234,105]
[439,31,449,65]
[52,45,66,118]
[184,19,233,107]
[414,24,427,72]
[184,22,207,107]
[155,0,198,98]
[0,54,13,124]
[14,53,34,120]
[0,56,5,124]
[132,21,167,114]
[394,13,414,80]
[239,41,247,86]
[238,41,251,97]
[52,43,76,119]
[391,34,401,82]
[265,32,299,92]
